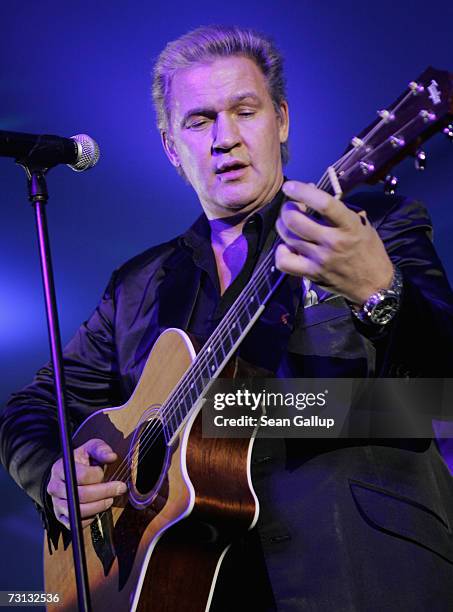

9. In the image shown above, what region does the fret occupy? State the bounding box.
[221,331,233,356]
[242,302,252,321]
[179,395,191,420]
[247,291,259,312]
[228,321,241,345]
[164,416,174,443]
[238,308,251,330]
[200,359,213,382]
[192,373,205,399]
[168,399,178,424]
[231,319,242,336]
[213,345,225,369]
[256,277,271,302]
[239,296,255,321]
[205,342,223,369]
[165,382,196,435]
[188,379,199,404]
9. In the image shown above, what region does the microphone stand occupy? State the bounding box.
[18,162,91,612]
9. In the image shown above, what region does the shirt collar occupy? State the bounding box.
[181,184,287,253]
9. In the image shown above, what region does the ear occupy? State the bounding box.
[161,130,180,167]
[277,100,290,144]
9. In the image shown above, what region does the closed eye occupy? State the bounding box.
[187,118,211,129]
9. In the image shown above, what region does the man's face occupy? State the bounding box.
[162,55,289,219]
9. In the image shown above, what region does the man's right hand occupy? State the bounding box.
[47,438,128,529]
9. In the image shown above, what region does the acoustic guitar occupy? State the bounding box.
[44,67,453,611]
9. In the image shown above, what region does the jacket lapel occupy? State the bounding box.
[156,244,202,332]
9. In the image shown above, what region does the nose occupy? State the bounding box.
[212,112,241,153]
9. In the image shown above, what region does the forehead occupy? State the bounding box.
[168,56,270,118]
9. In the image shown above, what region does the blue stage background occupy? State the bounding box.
[1,0,452,596]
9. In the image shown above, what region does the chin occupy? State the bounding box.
[219,197,259,213]
[217,184,261,207]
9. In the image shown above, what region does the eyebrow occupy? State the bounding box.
[180,92,262,127]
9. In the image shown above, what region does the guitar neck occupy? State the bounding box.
[163,237,287,443]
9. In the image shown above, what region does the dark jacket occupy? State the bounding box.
[1,192,453,611]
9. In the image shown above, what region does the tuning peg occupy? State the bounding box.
[378,109,395,123]
[390,136,405,149]
[384,175,398,195]
[415,149,426,171]
[443,124,453,141]
[419,109,436,123]
[359,161,375,175]
[409,81,425,95]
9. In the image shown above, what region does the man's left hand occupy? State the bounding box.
[275,181,394,305]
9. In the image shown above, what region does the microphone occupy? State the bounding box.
[0,130,100,172]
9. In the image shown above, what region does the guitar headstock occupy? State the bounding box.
[333,67,453,196]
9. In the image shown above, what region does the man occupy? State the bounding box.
[1,25,453,611]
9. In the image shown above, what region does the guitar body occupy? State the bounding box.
[44,328,258,611]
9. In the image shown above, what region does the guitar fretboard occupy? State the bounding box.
[163,239,285,442]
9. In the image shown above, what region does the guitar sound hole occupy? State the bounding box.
[134,421,168,496]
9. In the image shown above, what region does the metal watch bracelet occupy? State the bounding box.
[352,266,403,326]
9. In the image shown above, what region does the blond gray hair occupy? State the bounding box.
[152,24,289,164]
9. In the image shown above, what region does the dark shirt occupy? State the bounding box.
[184,188,286,342]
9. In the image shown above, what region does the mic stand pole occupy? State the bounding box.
[19,163,92,612]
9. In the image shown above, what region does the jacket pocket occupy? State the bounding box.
[287,297,366,360]
[349,479,453,563]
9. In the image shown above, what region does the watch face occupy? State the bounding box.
[369,295,399,325]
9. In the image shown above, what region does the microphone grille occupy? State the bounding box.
[69,134,100,171]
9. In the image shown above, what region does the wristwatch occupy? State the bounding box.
[352,266,403,326]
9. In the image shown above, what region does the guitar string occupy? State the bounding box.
[100,86,419,493]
